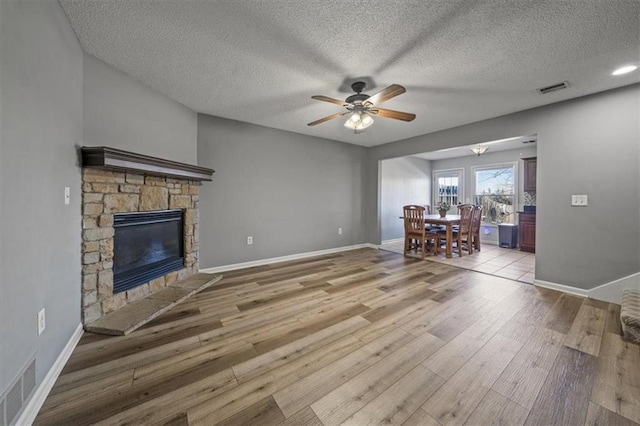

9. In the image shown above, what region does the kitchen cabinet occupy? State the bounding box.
[518,212,536,253]
[523,157,537,192]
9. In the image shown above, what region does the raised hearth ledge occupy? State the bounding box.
[81,146,214,182]
[85,273,222,336]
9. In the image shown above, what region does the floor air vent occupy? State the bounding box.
[537,81,569,94]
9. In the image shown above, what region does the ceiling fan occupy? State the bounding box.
[307,81,416,133]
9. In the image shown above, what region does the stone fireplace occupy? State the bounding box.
[80,147,213,326]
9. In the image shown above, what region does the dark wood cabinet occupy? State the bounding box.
[518,212,536,253]
[523,157,537,192]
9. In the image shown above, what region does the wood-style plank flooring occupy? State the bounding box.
[35,248,640,425]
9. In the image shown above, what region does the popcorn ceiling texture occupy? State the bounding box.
[59,1,640,147]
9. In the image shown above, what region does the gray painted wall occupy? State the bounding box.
[197,114,367,268]
[1,0,83,400]
[380,157,432,241]
[83,53,198,164]
[367,85,640,290]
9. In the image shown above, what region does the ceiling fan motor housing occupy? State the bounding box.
[346,93,370,104]
[346,81,370,104]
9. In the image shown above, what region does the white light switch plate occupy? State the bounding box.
[64,187,70,205]
[37,308,46,335]
[571,194,588,206]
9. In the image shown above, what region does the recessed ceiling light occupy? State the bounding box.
[612,65,638,76]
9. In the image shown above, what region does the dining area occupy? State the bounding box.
[389,203,535,284]
[379,147,538,285]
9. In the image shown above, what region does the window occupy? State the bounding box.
[474,164,516,224]
[433,169,463,212]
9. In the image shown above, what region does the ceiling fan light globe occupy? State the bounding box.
[361,113,374,126]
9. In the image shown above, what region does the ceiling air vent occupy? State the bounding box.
[537,81,569,94]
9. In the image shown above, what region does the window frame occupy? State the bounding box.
[472,161,518,225]
[432,168,464,213]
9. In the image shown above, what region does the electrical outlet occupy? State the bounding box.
[338,227,343,235]
[64,187,70,205]
[37,308,46,335]
[247,236,253,245]
[571,195,588,206]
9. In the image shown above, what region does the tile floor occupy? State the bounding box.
[380,240,535,284]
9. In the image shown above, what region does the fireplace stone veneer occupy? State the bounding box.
[81,168,201,325]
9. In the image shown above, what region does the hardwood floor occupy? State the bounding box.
[35,248,640,425]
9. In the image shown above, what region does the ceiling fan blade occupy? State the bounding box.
[364,84,406,106]
[371,107,416,122]
[311,95,349,107]
[307,112,347,126]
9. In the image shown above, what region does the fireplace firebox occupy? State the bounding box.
[113,209,184,294]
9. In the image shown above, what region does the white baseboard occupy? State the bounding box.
[535,273,640,305]
[588,272,640,304]
[381,238,404,245]
[533,279,589,297]
[16,323,83,426]
[200,243,377,273]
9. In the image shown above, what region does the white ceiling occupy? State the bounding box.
[59,0,640,147]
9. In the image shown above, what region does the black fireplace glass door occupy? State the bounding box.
[113,209,184,293]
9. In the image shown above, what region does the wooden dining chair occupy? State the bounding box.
[471,205,483,252]
[453,204,474,231]
[439,204,474,256]
[403,205,440,259]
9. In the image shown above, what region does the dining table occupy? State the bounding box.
[424,214,461,258]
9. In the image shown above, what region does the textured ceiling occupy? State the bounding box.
[59,0,640,147]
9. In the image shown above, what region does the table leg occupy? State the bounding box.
[445,223,453,258]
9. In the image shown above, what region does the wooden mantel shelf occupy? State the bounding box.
[81,146,214,182]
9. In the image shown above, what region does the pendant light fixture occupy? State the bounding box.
[470,146,489,156]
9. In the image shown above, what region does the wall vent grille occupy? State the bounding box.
[5,378,22,425]
[1,357,36,425]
